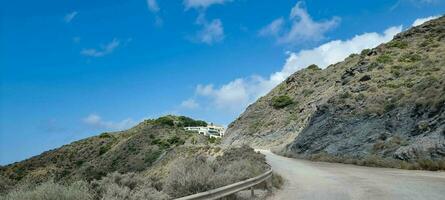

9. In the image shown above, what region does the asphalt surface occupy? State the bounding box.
[259,150,445,200]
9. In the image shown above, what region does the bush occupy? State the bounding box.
[271,95,293,109]
[164,146,269,198]
[154,116,175,126]
[164,156,215,198]
[1,181,93,200]
[387,40,408,49]
[399,53,421,63]
[302,89,314,97]
[307,64,321,71]
[376,54,392,64]
[177,116,207,127]
[360,49,371,56]
[91,172,169,200]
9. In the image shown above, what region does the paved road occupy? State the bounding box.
[259,150,445,200]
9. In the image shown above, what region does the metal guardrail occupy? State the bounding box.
[175,169,273,200]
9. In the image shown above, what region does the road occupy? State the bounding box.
[259,150,445,200]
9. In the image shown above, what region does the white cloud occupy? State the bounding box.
[181,99,199,109]
[198,19,224,44]
[64,11,78,23]
[83,114,136,131]
[184,0,232,9]
[260,1,340,45]
[194,25,403,113]
[412,15,440,26]
[147,0,160,12]
[259,18,285,37]
[146,0,163,26]
[81,38,120,57]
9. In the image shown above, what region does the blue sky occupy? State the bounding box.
[0,0,444,165]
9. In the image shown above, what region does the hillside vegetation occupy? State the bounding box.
[0,116,271,199]
[223,16,445,170]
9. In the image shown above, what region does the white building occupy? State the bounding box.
[185,123,225,138]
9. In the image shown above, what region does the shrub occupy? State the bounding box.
[167,135,185,146]
[339,92,351,99]
[271,95,293,109]
[271,173,284,189]
[164,156,215,198]
[1,181,93,200]
[91,172,169,200]
[177,116,207,127]
[207,137,221,144]
[307,64,321,71]
[164,146,268,198]
[387,40,408,49]
[154,116,175,126]
[302,89,314,97]
[384,102,396,112]
[399,53,421,63]
[99,133,112,138]
[376,54,392,64]
[360,49,371,56]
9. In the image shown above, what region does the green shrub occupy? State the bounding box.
[384,102,396,112]
[339,92,351,99]
[399,53,422,63]
[387,40,408,49]
[99,132,112,138]
[376,54,392,64]
[177,116,207,127]
[154,116,175,126]
[271,95,293,109]
[307,64,321,71]
[360,49,371,56]
[167,136,185,146]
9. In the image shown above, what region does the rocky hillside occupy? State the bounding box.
[223,16,445,169]
[0,115,210,188]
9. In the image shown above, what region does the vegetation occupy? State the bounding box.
[0,181,93,200]
[164,146,269,198]
[271,95,294,109]
[154,115,207,127]
[387,40,408,49]
[1,146,272,200]
[307,64,321,71]
[376,54,392,64]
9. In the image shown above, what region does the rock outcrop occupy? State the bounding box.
[223,16,445,168]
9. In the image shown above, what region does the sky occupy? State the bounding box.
[0,0,444,165]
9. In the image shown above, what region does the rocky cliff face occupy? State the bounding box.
[223,16,445,168]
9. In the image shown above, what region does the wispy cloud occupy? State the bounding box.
[64,11,78,23]
[146,0,163,26]
[181,99,199,109]
[259,1,340,45]
[82,114,136,131]
[80,38,120,57]
[184,0,232,10]
[194,14,224,44]
[412,15,440,26]
[191,23,406,115]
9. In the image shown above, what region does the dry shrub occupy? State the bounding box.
[164,155,215,198]
[0,180,93,200]
[164,146,269,198]
[91,172,169,200]
[271,173,284,189]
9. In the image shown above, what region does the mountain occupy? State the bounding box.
[0,115,210,187]
[223,16,445,170]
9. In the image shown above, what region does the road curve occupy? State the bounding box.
[259,150,445,200]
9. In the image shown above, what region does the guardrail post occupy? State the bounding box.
[250,186,254,197]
